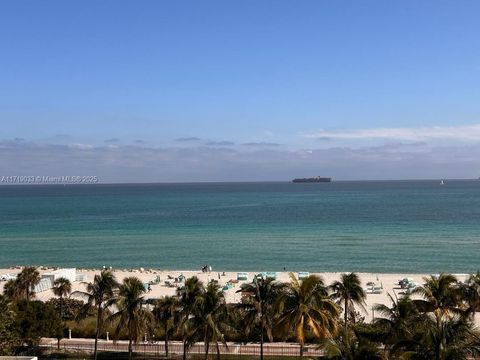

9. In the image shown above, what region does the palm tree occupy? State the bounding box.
[276,273,340,357]
[463,271,480,319]
[52,277,72,349]
[111,276,151,360]
[412,273,463,320]
[372,293,420,355]
[153,295,178,357]
[4,267,41,301]
[83,269,119,360]
[329,273,366,333]
[392,313,480,360]
[52,277,72,320]
[191,282,229,360]
[177,276,205,360]
[391,274,479,360]
[17,267,41,301]
[237,276,283,360]
[2,279,23,301]
[322,328,386,360]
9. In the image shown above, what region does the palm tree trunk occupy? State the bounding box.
[300,343,304,358]
[59,295,64,351]
[164,324,169,358]
[215,341,220,360]
[204,326,210,360]
[435,315,441,360]
[344,297,349,348]
[260,323,264,360]
[128,338,133,360]
[260,312,264,360]
[205,342,210,360]
[183,338,187,360]
[94,307,102,360]
[94,334,99,360]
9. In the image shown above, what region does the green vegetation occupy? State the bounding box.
[3,266,40,301]
[276,274,339,357]
[81,269,119,360]
[110,277,152,360]
[329,272,366,328]
[14,299,63,347]
[2,268,480,360]
[237,276,284,360]
[152,295,178,357]
[191,282,229,360]
[47,297,85,322]
[177,276,205,360]
[0,295,19,355]
[52,277,72,320]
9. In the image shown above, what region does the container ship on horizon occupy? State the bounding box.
[292,176,332,183]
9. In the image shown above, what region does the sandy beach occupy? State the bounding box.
[0,267,473,324]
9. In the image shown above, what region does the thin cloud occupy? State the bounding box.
[175,137,201,142]
[1,139,480,181]
[205,141,235,146]
[105,138,120,143]
[70,143,94,150]
[304,124,480,141]
[241,142,282,147]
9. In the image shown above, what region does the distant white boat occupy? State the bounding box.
[440,180,445,185]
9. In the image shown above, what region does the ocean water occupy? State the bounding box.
[0,181,479,273]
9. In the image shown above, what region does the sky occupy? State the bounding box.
[1,1,480,182]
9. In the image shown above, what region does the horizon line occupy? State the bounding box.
[0,178,479,186]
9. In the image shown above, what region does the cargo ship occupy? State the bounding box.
[292,176,332,183]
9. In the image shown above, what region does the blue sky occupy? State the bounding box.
[1,1,480,181]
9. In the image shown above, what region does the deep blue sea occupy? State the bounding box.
[0,181,479,273]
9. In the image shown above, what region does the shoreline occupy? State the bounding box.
[1,264,475,276]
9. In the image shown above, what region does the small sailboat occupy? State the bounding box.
[440,180,445,185]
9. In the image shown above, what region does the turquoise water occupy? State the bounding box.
[0,181,479,273]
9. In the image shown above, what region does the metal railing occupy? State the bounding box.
[40,340,324,359]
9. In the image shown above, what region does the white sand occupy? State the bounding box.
[0,267,472,323]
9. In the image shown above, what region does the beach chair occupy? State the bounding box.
[237,272,248,281]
